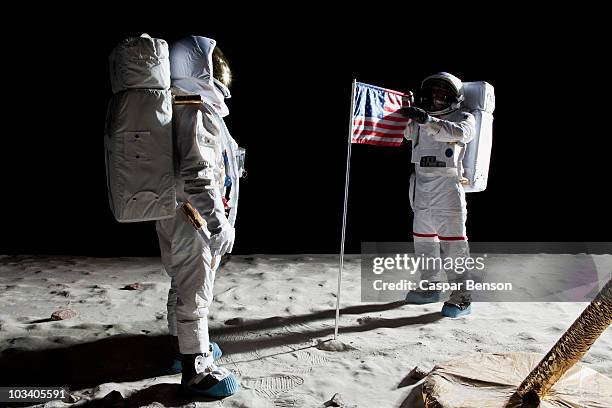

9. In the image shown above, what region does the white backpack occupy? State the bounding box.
[461,82,495,193]
[104,34,176,222]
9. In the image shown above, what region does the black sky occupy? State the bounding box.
[1,10,609,256]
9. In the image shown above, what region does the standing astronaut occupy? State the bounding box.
[156,36,242,397]
[402,72,475,318]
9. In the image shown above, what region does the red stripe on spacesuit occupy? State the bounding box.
[438,236,468,241]
[412,232,468,241]
[412,232,438,238]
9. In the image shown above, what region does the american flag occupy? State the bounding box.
[352,82,412,147]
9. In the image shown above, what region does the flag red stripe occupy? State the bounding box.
[387,94,410,106]
[353,128,405,136]
[381,115,409,123]
[356,115,408,124]
[353,119,406,130]
[384,106,405,112]
[353,129,404,138]
[351,138,402,147]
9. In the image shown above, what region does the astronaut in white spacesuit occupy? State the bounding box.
[156,36,241,397]
[402,72,476,318]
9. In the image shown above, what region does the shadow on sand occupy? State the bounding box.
[0,301,442,406]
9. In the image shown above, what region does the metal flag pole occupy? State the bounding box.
[334,78,357,340]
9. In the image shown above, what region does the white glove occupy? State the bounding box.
[210,224,235,257]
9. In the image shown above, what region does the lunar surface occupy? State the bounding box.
[0,254,610,407]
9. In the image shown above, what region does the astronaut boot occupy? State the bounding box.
[441,301,471,317]
[180,352,239,398]
[168,337,223,374]
[441,292,472,318]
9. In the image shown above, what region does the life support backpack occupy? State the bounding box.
[461,82,495,193]
[104,34,176,222]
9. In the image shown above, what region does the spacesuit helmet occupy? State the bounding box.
[212,46,232,90]
[420,72,465,116]
[170,36,232,104]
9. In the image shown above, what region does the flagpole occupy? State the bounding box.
[334,78,357,340]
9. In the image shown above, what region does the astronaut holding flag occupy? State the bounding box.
[401,72,476,318]
[346,73,493,318]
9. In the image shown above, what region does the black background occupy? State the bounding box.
[1,9,609,256]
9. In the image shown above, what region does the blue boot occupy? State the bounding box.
[181,353,239,398]
[210,342,223,360]
[169,342,222,374]
[441,302,472,318]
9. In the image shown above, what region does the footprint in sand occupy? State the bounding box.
[241,374,304,399]
[282,350,331,374]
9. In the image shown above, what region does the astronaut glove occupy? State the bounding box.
[210,224,235,257]
[401,106,430,124]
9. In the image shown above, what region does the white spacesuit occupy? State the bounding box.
[403,73,476,317]
[156,36,240,397]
